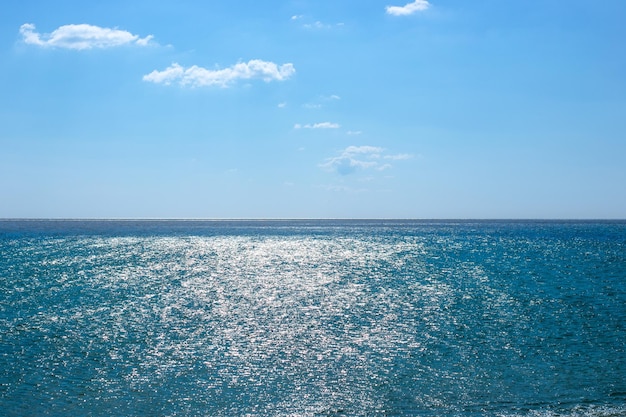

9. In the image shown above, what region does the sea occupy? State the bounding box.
[1,219,625,417]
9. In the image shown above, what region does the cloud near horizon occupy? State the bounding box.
[320,146,413,175]
[20,23,154,49]
[386,0,430,16]
[143,60,295,87]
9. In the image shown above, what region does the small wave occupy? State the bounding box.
[499,404,626,417]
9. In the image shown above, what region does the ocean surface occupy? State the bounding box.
[1,220,625,416]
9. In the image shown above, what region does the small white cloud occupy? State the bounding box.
[19,23,154,49]
[142,63,184,85]
[386,0,430,16]
[320,146,410,175]
[291,15,304,20]
[347,130,363,136]
[311,122,340,129]
[143,60,296,88]
[320,146,383,175]
[278,102,287,108]
[294,122,340,129]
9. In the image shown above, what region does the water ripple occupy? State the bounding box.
[1,221,624,416]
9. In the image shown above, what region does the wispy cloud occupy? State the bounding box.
[143,60,296,88]
[320,146,412,175]
[19,23,154,49]
[386,0,430,16]
[303,21,344,30]
[385,153,413,160]
[304,21,330,30]
[294,122,340,129]
[302,94,340,109]
[291,15,344,30]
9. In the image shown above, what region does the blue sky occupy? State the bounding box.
[1,0,625,218]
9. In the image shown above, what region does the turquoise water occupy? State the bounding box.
[1,220,625,416]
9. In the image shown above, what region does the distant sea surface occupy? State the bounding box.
[1,220,625,416]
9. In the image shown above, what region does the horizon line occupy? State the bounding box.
[1,218,625,222]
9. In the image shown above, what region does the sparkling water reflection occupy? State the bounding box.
[1,220,625,416]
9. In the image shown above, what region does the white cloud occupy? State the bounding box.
[320,146,383,175]
[294,122,340,129]
[312,122,340,129]
[386,0,430,16]
[19,23,154,50]
[320,146,412,175]
[347,130,363,136]
[278,102,287,108]
[143,60,296,88]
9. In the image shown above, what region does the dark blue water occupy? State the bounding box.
[1,220,625,416]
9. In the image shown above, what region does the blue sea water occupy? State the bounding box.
[0,220,625,416]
